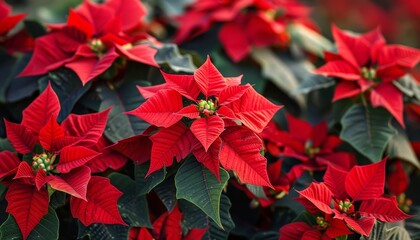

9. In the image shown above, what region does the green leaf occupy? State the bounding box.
[175,157,229,228]
[294,74,335,94]
[361,221,411,240]
[23,20,47,38]
[251,231,280,240]
[387,126,420,169]
[211,50,265,92]
[155,44,197,73]
[340,104,396,162]
[204,194,235,240]
[154,175,177,212]
[246,184,268,200]
[77,222,128,240]
[393,74,420,104]
[49,191,67,209]
[0,138,14,152]
[288,23,334,57]
[135,163,166,195]
[292,211,316,225]
[250,47,305,108]
[0,207,59,240]
[336,235,348,240]
[38,68,91,122]
[97,79,150,142]
[109,173,151,227]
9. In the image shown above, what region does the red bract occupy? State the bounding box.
[294,159,411,238]
[1,84,126,239]
[129,205,207,240]
[0,1,25,37]
[174,0,312,61]
[19,0,158,84]
[315,26,420,126]
[126,56,281,186]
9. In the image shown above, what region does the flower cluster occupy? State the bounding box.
[1,84,126,239]
[174,0,314,61]
[127,56,282,186]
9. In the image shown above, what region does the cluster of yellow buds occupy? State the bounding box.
[304,140,321,158]
[338,199,354,214]
[315,216,329,230]
[32,153,55,173]
[197,99,216,117]
[89,38,106,54]
[360,66,377,81]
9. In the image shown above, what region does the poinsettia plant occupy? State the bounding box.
[1,0,420,240]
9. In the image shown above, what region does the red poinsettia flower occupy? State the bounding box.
[295,159,411,237]
[315,26,420,126]
[174,0,312,61]
[19,0,158,84]
[1,84,126,239]
[279,218,350,240]
[129,205,207,240]
[0,1,34,53]
[126,56,281,186]
[0,1,25,37]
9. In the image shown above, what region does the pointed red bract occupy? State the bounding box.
[0,151,20,178]
[56,146,101,173]
[21,83,61,134]
[345,159,386,201]
[49,166,91,200]
[219,127,272,187]
[127,89,183,128]
[111,134,152,165]
[70,176,126,226]
[297,183,333,214]
[193,56,227,97]
[38,117,65,152]
[229,87,282,133]
[343,217,375,236]
[4,120,37,154]
[177,104,200,119]
[61,108,111,147]
[6,183,49,240]
[218,85,251,105]
[219,22,251,62]
[190,115,225,151]
[370,83,404,127]
[323,165,348,201]
[14,162,35,180]
[162,71,200,101]
[359,198,412,222]
[148,122,195,175]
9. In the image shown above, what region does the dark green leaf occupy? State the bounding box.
[287,23,333,57]
[179,200,209,230]
[49,191,67,209]
[246,184,268,200]
[0,207,59,240]
[38,69,91,122]
[109,173,151,227]
[77,222,128,240]
[250,47,305,108]
[150,0,194,16]
[0,138,14,152]
[155,44,196,73]
[175,157,229,228]
[203,194,235,240]
[340,104,396,162]
[96,80,149,142]
[387,126,420,169]
[393,74,420,104]
[23,20,47,38]
[294,74,335,94]
[211,50,265,92]
[135,163,166,196]
[154,175,177,212]
[1,53,38,104]
[292,211,316,225]
[251,231,280,240]
[361,221,411,240]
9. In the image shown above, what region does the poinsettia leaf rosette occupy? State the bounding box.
[280,159,412,239]
[18,0,159,85]
[0,83,126,239]
[127,56,282,187]
[315,25,420,127]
